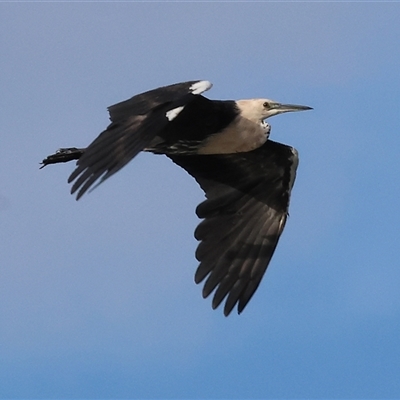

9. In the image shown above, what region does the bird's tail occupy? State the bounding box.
[40,147,85,169]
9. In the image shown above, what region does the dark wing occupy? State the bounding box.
[169,140,298,316]
[68,80,212,199]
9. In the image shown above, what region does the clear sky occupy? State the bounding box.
[1,2,400,398]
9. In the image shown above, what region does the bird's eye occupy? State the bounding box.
[263,101,270,108]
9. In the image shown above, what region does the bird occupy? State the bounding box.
[41,80,312,316]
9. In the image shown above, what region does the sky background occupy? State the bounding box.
[1,2,400,399]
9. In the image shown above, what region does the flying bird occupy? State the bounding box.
[41,80,312,316]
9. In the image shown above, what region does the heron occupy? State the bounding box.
[41,80,312,316]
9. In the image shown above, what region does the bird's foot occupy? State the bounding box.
[40,147,85,169]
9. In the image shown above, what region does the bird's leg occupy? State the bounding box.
[40,147,85,169]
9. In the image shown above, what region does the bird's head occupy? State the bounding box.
[236,99,312,123]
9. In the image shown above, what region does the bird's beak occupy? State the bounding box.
[273,103,313,114]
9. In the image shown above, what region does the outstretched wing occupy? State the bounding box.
[68,80,212,199]
[169,140,298,316]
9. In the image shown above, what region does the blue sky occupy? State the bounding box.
[1,2,400,398]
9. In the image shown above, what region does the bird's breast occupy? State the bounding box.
[197,116,269,155]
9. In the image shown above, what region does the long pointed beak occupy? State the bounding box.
[275,103,313,113]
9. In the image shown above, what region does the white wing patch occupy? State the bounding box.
[189,80,213,95]
[166,106,185,121]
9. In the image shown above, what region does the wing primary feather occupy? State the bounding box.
[210,218,262,312]
[195,194,263,287]
[224,279,249,316]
